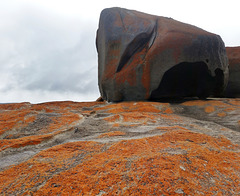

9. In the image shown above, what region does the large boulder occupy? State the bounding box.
[96,7,229,102]
[223,47,240,97]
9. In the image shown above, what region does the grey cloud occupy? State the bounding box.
[0,4,99,100]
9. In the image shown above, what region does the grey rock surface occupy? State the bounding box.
[223,47,240,97]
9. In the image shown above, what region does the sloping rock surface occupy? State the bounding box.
[97,7,229,101]
[0,99,240,195]
[224,47,240,97]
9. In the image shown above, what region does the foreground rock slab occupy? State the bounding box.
[0,99,240,195]
[97,7,229,101]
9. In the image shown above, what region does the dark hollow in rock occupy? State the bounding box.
[150,62,224,100]
[96,7,229,102]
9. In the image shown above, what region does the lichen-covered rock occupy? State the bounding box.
[97,7,229,102]
[223,47,240,97]
[0,99,240,195]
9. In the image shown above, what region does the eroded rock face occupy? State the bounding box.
[223,47,240,97]
[97,7,229,102]
[0,99,240,195]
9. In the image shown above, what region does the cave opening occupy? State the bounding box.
[150,61,220,100]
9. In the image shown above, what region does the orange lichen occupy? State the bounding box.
[1,131,238,195]
[0,101,101,151]
[97,102,163,125]
[217,112,227,117]
[160,114,181,123]
[104,114,120,122]
[182,100,231,108]
[156,125,190,132]
[0,131,62,151]
[224,107,235,112]
[45,113,81,133]
[0,102,30,110]
[124,124,140,127]
[0,141,104,195]
[98,131,126,138]
[163,107,173,114]
[113,123,120,127]
[0,110,37,136]
[204,106,215,113]
[115,47,148,87]
[95,102,161,114]
[181,100,207,106]
[0,100,240,195]
[179,99,240,129]
[122,112,157,123]
[228,99,240,106]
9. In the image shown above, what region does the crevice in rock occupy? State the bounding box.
[116,23,157,73]
[148,20,158,49]
[118,10,127,31]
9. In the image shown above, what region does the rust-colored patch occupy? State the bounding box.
[0,133,57,151]
[204,106,215,113]
[113,123,120,127]
[0,102,30,110]
[163,107,173,114]
[0,110,36,136]
[125,124,140,127]
[156,125,190,132]
[115,47,148,87]
[179,99,240,131]
[1,131,239,195]
[160,114,181,123]
[181,100,207,106]
[228,99,240,106]
[182,100,231,108]
[98,131,126,138]
[0,141,104,195]
[217,112,227,117]
[104,114,120,122]
[0,101,103,151]
[0,100,240,195]
[224,107,235,112]
[122,112,157,123]
[208,100,233,108]
[95,102,161,113]
[97,102,162,125]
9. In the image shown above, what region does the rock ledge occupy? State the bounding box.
[0,99,240,195]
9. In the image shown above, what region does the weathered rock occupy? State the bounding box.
[0,99,240,195]
[223,47,240,97]
[97,7,229,102]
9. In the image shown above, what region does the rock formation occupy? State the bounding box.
[1,7,239,195]
[0,99,240,195]
[97,7,229,102]
[223,47,240,97]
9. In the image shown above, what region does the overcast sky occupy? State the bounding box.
[0,0,239,103]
